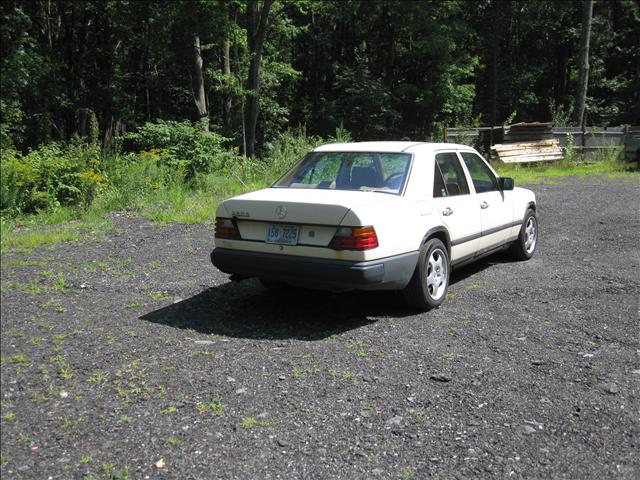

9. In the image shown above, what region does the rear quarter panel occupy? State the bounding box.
[341,197,426,261]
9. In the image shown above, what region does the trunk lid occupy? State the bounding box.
[221,187,395,225]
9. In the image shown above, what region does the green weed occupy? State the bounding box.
[401,468,416,479]
[8,353,30,368]
[148,291,171,300]
[166,436,182,447]
[240,416,269,428]
[188,349,216,357]
[2,412,16,422]
[197,400,224,416]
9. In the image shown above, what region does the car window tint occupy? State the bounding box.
[434,152,470,196]
[433,163,447,198]
[274,152,411,194]
[292,154,342,186]
[460,152,499,193]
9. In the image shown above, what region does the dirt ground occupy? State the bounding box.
[1,178,639,479]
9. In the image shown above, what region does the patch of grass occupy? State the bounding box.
[346,339,367,357]
[166,436,182,447]
[162,405,177,414]
[32,392,51,403]
[50,354,75,379]
[3,258,50,267]
[494,152,635,185]
[0,226,81,253]
[8,353,31,368]
[88,371,108,386]
[43,299,65,312]
[188,349,216,358]
[112,360,151,403]
[401,468,416,479]
[196,400,224,416]
[148,291,171,300]
[441,351,454,361]
[240,416,269,428]
[102,462,130,480]
[62,417,81,435]
[80,455,93,464]
[447,327,459,337]
[445,292,458,301]
[406,407,428,423]
[342,371,356,381]
[291,363,319,378]
[2,412,16,422]
[52,332,70,346]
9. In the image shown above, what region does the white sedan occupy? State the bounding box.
[211,142,537,310]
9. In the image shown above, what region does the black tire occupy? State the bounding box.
[509,208,538,261]
[402,238,450,311]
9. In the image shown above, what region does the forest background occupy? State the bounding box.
[1,0,638,228]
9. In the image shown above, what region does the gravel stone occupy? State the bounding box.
[1,180,638,479]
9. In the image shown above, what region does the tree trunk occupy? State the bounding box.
[222,39,232,131]
[244,0,274,158]
[572,0,594,127]
[191,34,209,130]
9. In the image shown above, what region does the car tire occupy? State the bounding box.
[402,238,450,311]
[509,208,538,261]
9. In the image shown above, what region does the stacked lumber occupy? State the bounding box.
[491,139,563,164]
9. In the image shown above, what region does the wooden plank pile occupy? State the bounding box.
[491,122,563,163]
[491,139,564,163]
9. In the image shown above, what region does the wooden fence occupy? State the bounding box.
[444,125,639,163]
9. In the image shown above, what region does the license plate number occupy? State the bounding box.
[265,224,299,245]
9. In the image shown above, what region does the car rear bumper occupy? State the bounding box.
[210,248,419,291]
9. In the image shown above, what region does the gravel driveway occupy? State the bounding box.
[1,178,639,479]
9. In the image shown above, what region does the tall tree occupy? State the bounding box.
[191,34,209,130]
[572,0,594,126]
[244,0,274,157]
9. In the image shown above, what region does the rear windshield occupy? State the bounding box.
[273,152,412,195]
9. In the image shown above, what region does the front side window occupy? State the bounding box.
[460,152,499,193]
[434,152,470,196]
[274,152,412,195]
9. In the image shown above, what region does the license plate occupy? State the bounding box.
[265,224,299,245]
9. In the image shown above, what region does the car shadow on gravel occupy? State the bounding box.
[141,253,512,341]
[450,252,512,285]
[140,280,416,341]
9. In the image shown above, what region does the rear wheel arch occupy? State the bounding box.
[422,226,451,257]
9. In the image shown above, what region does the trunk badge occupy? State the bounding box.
[275,205,287,219]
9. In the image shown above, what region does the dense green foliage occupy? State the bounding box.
[2,0,638,152]
[0,0,638,224]
[1,140,103,214]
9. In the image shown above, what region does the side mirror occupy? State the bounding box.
[498,177,514,191]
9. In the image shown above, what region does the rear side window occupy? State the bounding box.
[434,152,470,196]
[433,163,447,198]
[460,152,499,193]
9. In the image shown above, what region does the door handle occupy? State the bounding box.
[480,201,489,209]
[442,207,454,216]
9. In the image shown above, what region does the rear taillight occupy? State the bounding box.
[215,217,240,239]
[329,226,379,250]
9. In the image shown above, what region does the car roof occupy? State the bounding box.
[312,141,475,154]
